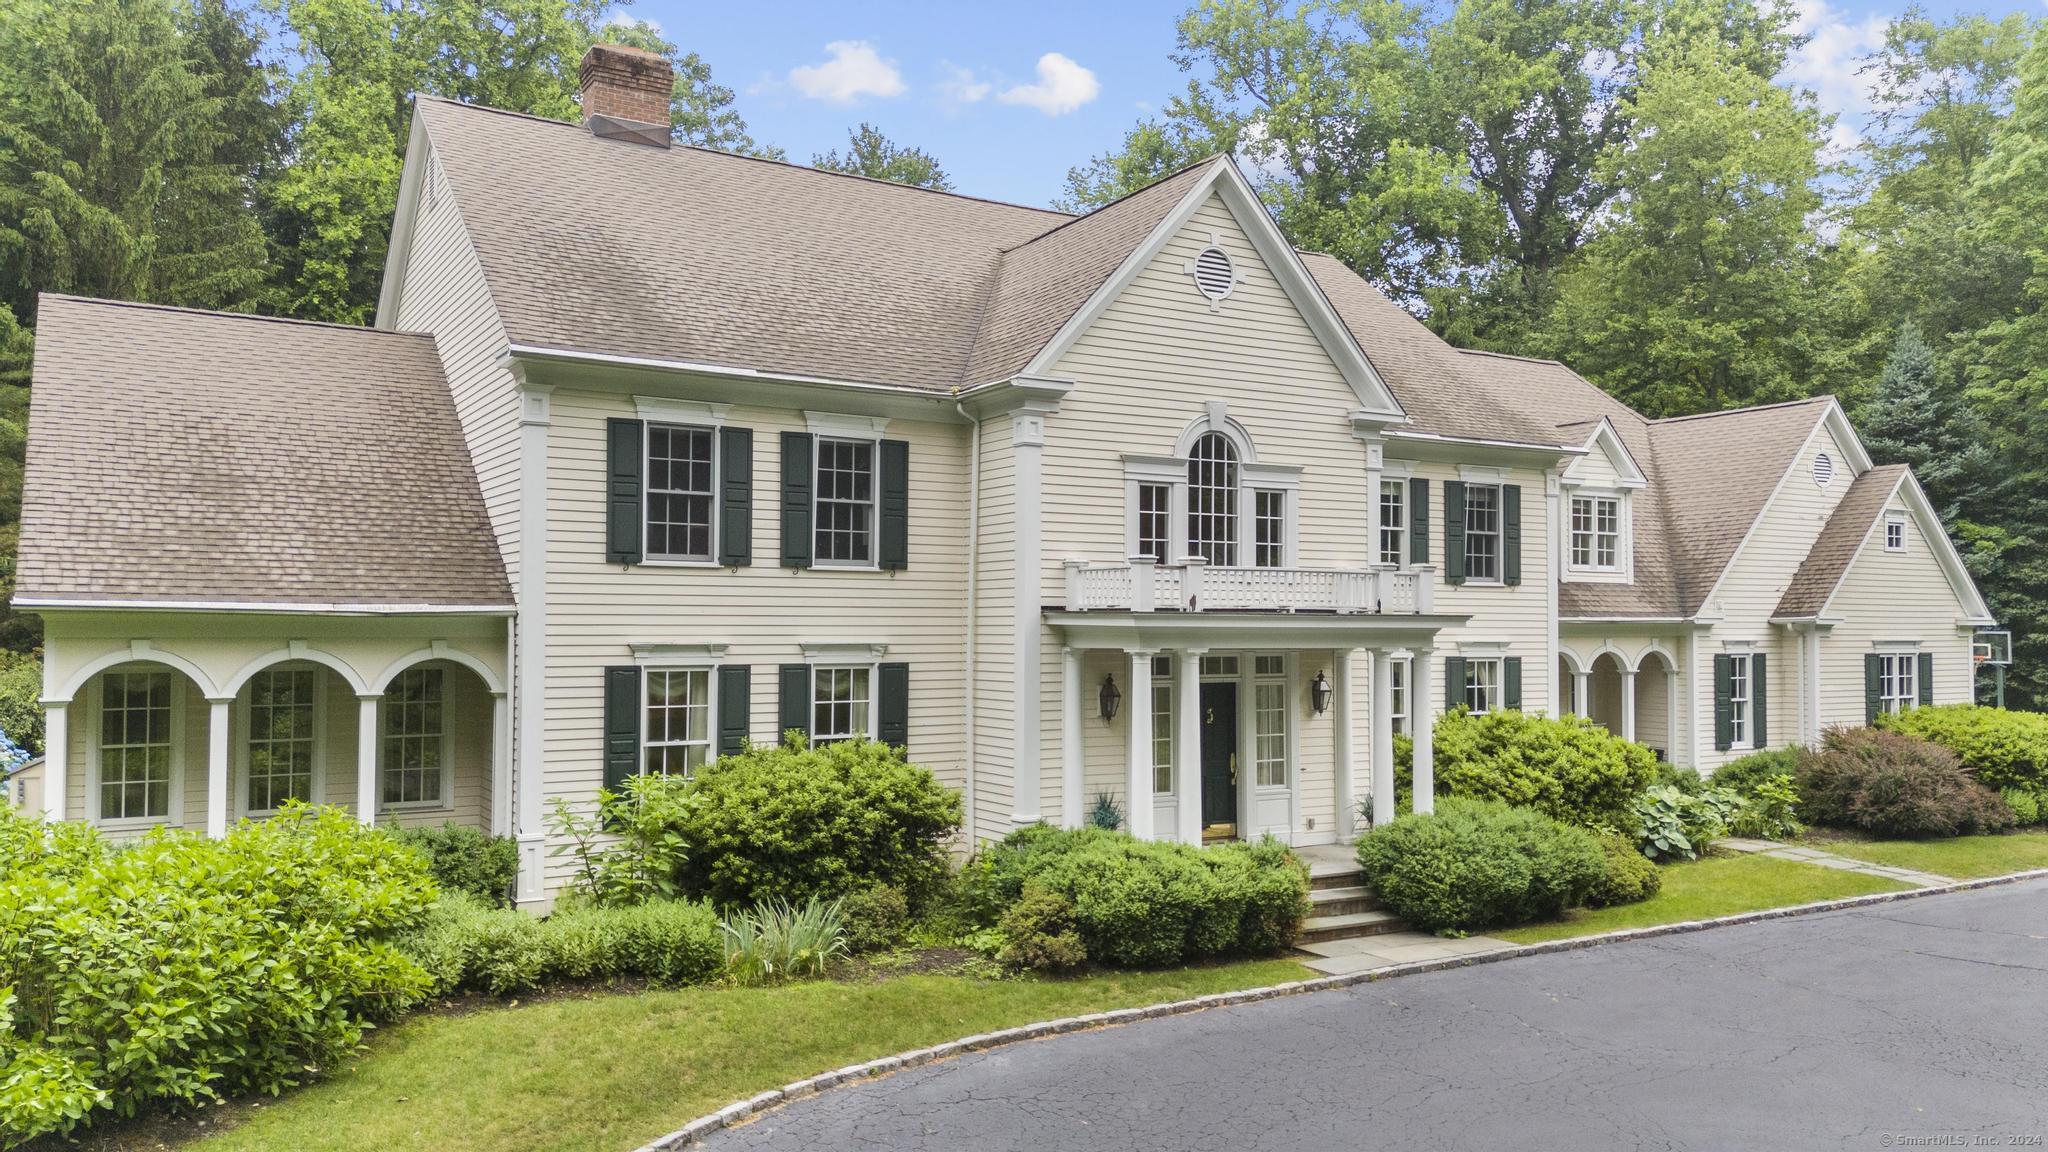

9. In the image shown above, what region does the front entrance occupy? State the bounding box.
[1199,681,1238,837]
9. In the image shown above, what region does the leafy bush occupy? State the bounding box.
[400,893,723,996]
[0,805,436,1144]
[840,884,910,954]
[1652,761,1705,795]
[2002,787,2044,826]
[1796,727,2015,838]
[995,883,1087,971]
[548,772,699,907]
[0,648,42,755]
[1424,708,1659,828]
[1630,785,1743,861]
[392,822,518,905]
[1711,747,1802,797]
[1727,773,1804,840]
[721,897,849,985]
[675,736,960,909]
[1355,798,1606,933]
[1876,704,2048,792]
[1585,832,1663,907]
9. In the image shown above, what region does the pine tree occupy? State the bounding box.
[813,124,952,191]
[1855,323,2002,524]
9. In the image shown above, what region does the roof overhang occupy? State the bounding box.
[1044,609,1466,651]
[503,344,971,424]
[1559,417,1648,489]
[1379,426,1583,468]
[16,596,515,617]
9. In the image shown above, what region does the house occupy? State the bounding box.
[14,44,1996,907]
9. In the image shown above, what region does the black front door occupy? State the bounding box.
[1199,681,1238,830]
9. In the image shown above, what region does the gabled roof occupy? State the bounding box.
[1775,465,1908,618]
[19,296,512,611]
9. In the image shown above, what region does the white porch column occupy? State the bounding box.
[514,378,553,907]
[1411,650,1435,815]
[1060,647,1084,828]
[1806,624,1824,742]
[356,694,380,827]
[206,698,231,838]
[1619,667,1637,743]
[1370,649,1395,827]
[1333,648,1358,841]
[490,691,512,836]
[1175,648,1204,845]
[1126,650,1155,840]
[1573,670,1591,717]
[40,702,66,822]
[1011,410,1047,826]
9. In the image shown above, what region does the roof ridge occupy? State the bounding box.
[38,293,435,340]
[415,94,1075,221]
[1648,395,1832,425]
[999,153,1227,254]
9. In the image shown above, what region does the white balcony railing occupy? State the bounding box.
[1061,557,1436,615]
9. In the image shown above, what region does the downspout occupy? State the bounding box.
[956,401,979,845]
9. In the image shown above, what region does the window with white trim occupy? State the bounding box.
[1187,432,1239,566]
[1379,481,1406,567]
[646,424,715,561]
[1464,484,1501,582]
[1885,514,1907,552]
[644,667,712,776]
[1877,652,1917,715]
[247,668,317,814]
[1151,654,1173,794]
[1728,654,1753,747]
[1569,495,1621,571]
[382,667,448,807]
[1253,661,1287,788]
[1464,658,1502,714]
[811,665,873,744]
[1137,483,1171,563]
[100,671,173,821]
[814,437,876,565]
[1389,658,1409,736]
[1253,489,1286,568]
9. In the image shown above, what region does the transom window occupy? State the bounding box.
[247,669,317,814]
[1200,655,1239,677]
[1570,495,1621,570]
[1728,654,1753,747]
[815,437,876,565]
[645,668,712,776]
[1877,652,1917,715]
[1137,483,1171,563]
[1464,658,1502,714]
[812,665,872,744]
[1253,490,1286,568]
[100,671,172,822]
[1389,658,1409,736]
[1151,658,1173,794]
[382,668,447,807]
[1253,677,1287,788]
[1464,484,1501,582]
[1187,432,1239,566]
[1379,481,1407,567]
[1885,514,1907,552]
[646,424,715,561]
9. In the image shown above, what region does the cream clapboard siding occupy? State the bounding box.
[1817,493,1976,724]
[1409,458,1555,713]
[1562,440,1624,488]
[1692,417,1850,769]
[390,141,524,585]
[970,418,1017,842]
[539,390,973,885]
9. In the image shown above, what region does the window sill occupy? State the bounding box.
[641,557,722,568]
[95,815,175,833]
[809,563,883,573]
[379,800,456,815]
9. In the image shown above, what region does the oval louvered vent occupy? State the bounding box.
[1813,451,1835,488]
[1193,246,1236,300]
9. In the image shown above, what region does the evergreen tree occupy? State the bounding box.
[1855,323,2002,526]
[813,124,952,190]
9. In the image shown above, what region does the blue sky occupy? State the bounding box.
[623,0,2042,209]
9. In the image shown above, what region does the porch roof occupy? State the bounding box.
[1044,610,1466,651]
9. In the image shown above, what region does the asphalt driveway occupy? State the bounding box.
[701,879,2048,1151]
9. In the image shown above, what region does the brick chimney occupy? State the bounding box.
[579,42,673,147]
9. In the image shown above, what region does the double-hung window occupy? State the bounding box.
[646,424,716,561]
[1379,481,1407,566]
[645,667,713,776]
[1151,654,1173,794]
[1885,514,1907,552]
[1877,652,1917,716]
[1464,658,1502,714]
[1464,485,1501,581]
[814,437,876,566]
[812,665,873,744]
[1388,658,1409,736]
[247,668,317,814]
[99,671,173,822]
[382,667,447,807]
[1569,495,1621,571]
[1728,654,1753,747]
[1253,655,1288,787]
[1137,483,1171,563]
[1253,490,1286,568]
[1187,432,1239,566]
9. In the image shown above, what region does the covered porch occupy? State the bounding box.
[1560,634,1685,763]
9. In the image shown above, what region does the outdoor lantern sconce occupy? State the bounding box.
[1310,670,1332,715]
[1099,674,1122,722]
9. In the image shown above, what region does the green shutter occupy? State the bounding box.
[1752,652,1768,747]
[717,665,750,756]
[780,432,813,569]
[718,428,753,567]
[1865,653,1883,724]
[1408,477,1429,564]
[879,439,909,571]
[1444,481,1466,585]
[606,419,644,565]
[878,662,909,748]
[1918,651,1933,706]
[777,663,810,743]
[1502,484,1522,585]
[1503,656,1523,711]
[603,665,640,793]
[1444,656,1466,712]
[1713,654,1733,751]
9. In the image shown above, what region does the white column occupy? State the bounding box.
[1806,624,1823,742]
[1411,650,1435,815]
[1545,470,1564,715]
[490,692,512,836]
[514,382,552,907]
[1370,649,1395,826]
[1332,649,1357,841]
[1012,411,1047,826]
[41,702,66,822]
[1364,439,1385,564]
[1667,667,1681,756]
[206,698,231,838]
[1175,648,1203,845]
[356,695,380,827]
[1126,650,1155,840]
[1573,670,1590,717]
[1619,668,1637,743]
[1060,647,1083,828]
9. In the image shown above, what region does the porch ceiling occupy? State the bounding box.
[1043,609,1466,651]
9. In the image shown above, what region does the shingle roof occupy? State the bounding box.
[19,295,512,609]
[1775,465,1908,618]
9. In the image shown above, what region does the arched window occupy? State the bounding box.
[1187,432,1239,565]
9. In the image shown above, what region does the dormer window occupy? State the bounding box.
[1564,489,1633,582]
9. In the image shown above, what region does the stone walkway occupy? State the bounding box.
[1717,837,1954,887]
[1295,930,1512,976]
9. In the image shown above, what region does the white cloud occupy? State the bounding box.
[997,52,1100,116]
[937,62,992,106]
[1782,0,1889,127]
[789,41,907,104]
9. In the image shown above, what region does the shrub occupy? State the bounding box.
[392,822,518,905]
[2002,787,2044,826]
[675,736,960,909]
[1088,791,1124,831]
[0,648,42,755]
[840,884,910,954]
[1796,727,2015,838]
[1586,833,1663,908]
[1426,708,1659,828]
[549,772,699,907]
[400,893,723,997]
[1652,761,1705,794]
[1877,704,2048,792]
[1727,773,1803,840]
[995,883,1087,971]
[1711,747,1802,797]
[1630,784,1744,861]
[721,897,849,985]
[0,805,436,1143]
[1356,798,1605,932]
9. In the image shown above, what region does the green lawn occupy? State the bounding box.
[1494,853,1910,944]
[163,959,1308,1152]
[1805,830,2048,879]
